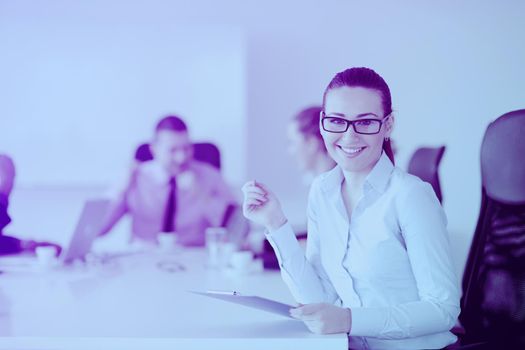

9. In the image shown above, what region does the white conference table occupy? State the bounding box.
[0,248,347,350]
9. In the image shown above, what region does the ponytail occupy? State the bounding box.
[382,139,395,165]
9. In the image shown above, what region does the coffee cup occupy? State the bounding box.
[158,232,178,251]
[35,246,58,268]
[230,250,253,272]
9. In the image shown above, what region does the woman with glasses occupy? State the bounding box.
[242,67,459,349]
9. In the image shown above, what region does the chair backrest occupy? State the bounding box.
[134,142,221,170]
[193,142,221,170]
[460,109,525,346]
[134,143,154,162]
[407,146,446,203]
[481,109,525,205]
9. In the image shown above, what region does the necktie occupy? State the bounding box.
[162,177,177,232]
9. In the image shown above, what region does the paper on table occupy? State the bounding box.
[190,290,297,319]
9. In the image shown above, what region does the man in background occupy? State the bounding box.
[98,115,236,246]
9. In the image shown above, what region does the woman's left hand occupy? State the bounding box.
[290,303,352,334]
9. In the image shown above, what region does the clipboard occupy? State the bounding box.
[190,290,296,319]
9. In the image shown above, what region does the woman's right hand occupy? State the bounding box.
[241,180,287,231]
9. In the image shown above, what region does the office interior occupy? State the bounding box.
[0,0,524,349]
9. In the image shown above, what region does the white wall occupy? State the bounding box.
[0,0,246,187]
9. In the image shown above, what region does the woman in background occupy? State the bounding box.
[287,106,336,183]
[242,67,459,349]
[258,106,337,266]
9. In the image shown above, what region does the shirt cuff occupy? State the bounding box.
[265,222,303,266]
[349,306,386,337]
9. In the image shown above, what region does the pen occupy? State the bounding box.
[207,290,240,296]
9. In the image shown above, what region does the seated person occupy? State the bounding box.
[98,115,237,246]
[260,106,337,268]
[242,67,459,348]
[0,154,61,255]
[287,106,336,183]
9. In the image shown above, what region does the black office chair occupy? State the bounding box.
[407,146,446,203]
[134,143,154,162]
[193,142,221,170]
[134,142,221,170]
[459,109,525,348]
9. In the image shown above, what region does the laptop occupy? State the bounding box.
[60,199,111,264]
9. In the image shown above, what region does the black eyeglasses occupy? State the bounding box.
[321,111,390,135]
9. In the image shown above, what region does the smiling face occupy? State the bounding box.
[321,86,393,174]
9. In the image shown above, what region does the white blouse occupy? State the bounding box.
[267,153,460,349]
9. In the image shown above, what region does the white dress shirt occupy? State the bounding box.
[121,160,236,245]
[267,153,460,349]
